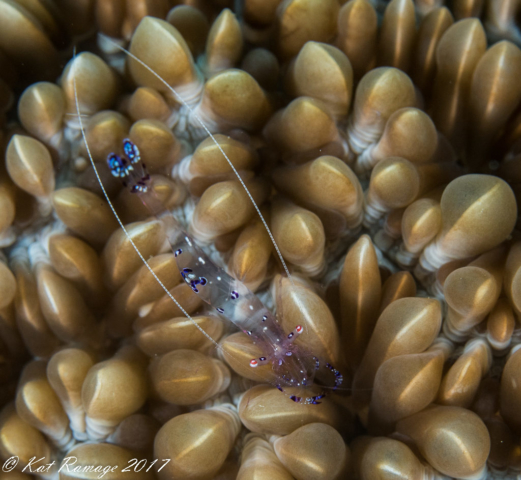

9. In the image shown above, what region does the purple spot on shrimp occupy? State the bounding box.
[175,249,182,257]
[231,290,239,300]
[324,362,344,389]
[262,315,267,322]
[287,332,294,339]
[181,268,193,280]
[290,395,301,403]
[216,307,224,314]
[199,277,207,286]
[276,385,283,392]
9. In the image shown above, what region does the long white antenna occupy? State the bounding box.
[103,37,298,290]
[72,48,220,350]
[71,48,351,395]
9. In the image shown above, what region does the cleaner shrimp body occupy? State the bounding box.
[74,43,344,405]
[107,139,342,404]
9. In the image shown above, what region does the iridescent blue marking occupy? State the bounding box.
[262,315,267,322]
[200,277,207,286]
[216,307,224,314]
[123,139,141,164]
[231,291,239,300]
[108,153,133,178]
[107,140,149,193]
[175,249,182,257]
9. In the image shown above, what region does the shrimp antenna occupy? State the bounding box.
[101,36,299,293]
[72,47,322,399]
[72,47,220,350]
[73,40,345,406]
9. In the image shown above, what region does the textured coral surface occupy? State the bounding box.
[1,1,521,479]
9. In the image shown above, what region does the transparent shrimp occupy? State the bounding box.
[107,139,342,403]
[73,45,343,405]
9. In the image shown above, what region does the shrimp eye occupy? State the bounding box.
[123,139,141,164]
[107,153,128,178]
[250,359,258,368]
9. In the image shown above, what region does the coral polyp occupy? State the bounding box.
[1,1,521,479]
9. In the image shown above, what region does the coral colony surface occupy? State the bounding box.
[3,0,521,479]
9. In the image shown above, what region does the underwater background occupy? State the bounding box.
[2,0,521,478]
